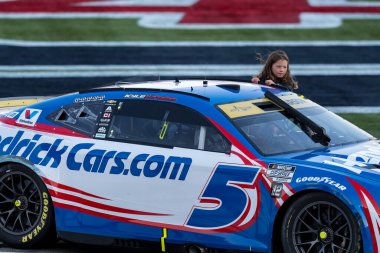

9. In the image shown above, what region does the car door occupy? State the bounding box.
[50,98,262,240]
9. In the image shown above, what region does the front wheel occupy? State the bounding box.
[0,164,56,248]
[281,192,361,253]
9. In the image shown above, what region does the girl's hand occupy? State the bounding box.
[251,76,260,83]
[265,80,276,86]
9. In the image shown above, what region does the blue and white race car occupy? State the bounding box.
[0,80,378,253]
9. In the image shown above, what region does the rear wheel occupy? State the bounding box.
[281,192,361,253]
[0,164,56,248]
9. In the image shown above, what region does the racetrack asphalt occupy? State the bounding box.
[1,45,380,65]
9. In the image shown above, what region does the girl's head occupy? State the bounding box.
[257,50,298,89]
[261,50,289,79]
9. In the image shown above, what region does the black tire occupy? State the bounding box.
[0,164,56,248]
[281,192,361,253]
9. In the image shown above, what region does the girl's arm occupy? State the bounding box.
[251,76,260,83]
[264,80,276,86]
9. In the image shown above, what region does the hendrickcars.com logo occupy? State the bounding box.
[0,0,380,29]
[0,130,192,181]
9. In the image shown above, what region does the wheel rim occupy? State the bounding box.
[291,201,353,253]
[0,171,43,235]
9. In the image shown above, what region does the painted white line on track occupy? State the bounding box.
[310,0,380,7]
[77,0,198,6]
[1,39,380,47]
[0,64,379,78]
[327,106,380,113]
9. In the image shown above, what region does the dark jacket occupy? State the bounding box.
[257,75,296,91]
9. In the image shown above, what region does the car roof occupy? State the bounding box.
[84,79,289,105]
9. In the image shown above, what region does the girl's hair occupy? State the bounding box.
[256,50,298,89]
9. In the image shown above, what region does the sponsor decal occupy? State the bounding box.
[280,95,317,109]
[323,143,380,174]
[102,112,111,118]
[266,163,296,183]
[100,118,110,123]
[217,95,313,119]
[16,109,42,126]
[270,182,283,198]
[1,0,380,29]
[125,94,176,101]
[67,145,192,181]
[0,130,192,181]
[283,98,306,106]
[145,95,176,101]
[0,111,19,118]
[295,176,347,191]
[106,100,117,104]
[231,105,253,113]
[95,133,106,138]
[125,94,146,99]
[74,95,105,103]
[97,126,107,133]
[95,102,116,137]
[218,100,266,119]
[105,106,112,112]
[284,98,306,108]
[348,144,380,166]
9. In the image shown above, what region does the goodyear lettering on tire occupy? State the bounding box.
[21,192,49,243]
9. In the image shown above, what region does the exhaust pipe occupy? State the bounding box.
[187,244,207,253]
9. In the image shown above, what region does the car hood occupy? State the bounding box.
[276,139,380,180]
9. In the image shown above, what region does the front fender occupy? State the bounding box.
[287,168,376,253]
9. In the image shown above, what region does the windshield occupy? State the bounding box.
[233,106,374,156]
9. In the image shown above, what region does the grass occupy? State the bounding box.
[338,113,380,138]
[0,19,380,41]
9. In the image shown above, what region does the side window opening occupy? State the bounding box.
[77,106,89,118]
[161,122,200,150]
[204,126,231,153]
[55,109,71,122]
[49,102,103,136]
[107,100,231,153]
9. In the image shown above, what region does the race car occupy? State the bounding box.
[0,79,379,253]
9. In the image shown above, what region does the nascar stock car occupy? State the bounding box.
[0,79,379,253]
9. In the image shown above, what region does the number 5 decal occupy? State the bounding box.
[186,164,261,232]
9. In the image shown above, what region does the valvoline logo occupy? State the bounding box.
[16,109,42,127]
[25,109,39,119]
[1,0,380,28]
